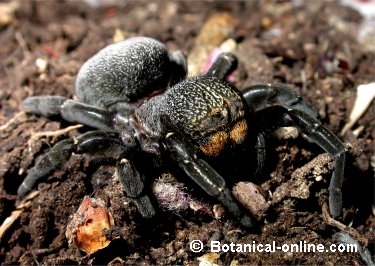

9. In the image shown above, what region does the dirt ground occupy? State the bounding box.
[0,0,374,265]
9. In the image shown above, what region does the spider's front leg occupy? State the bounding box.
[242,83,318,118]
[206,52,238,80]
[21,96,117,131]
[164,133,256,228]
[205,53,318,119]
[252,106,346,217]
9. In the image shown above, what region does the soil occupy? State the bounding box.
[0,1,374,265]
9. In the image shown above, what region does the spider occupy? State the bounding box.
[18,37,346,228]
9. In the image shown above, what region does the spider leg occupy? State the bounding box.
[21,96,115,131]
[206,52,238,81]
[254,133,266,177]
[17,131,126,196]
[21,96,67,117]
[117,157,156,218]
[76,131,156,217]
[17,138,74,196]
[168,50,188,86]
[252,106,346,217]
[242,83,318,118]
[164,133,255,228]
[18,130,156,218]
[60,100,115,130]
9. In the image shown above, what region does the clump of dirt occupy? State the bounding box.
[0,1,374,265]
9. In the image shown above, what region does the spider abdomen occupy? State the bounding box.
[75,37,182,111]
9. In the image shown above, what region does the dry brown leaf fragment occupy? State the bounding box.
[66,196,115,255]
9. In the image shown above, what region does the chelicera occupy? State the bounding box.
[19,36,346,227]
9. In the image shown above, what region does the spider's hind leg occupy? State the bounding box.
[168,50,188,86]
[17,131,126,196]
[17,138,74,196]
[21,96,67,117]
[21,96,115,131]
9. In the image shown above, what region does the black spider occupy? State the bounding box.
[18,37,345,228]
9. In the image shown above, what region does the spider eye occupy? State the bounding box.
[213,111,223,119]
[210,108,226,122]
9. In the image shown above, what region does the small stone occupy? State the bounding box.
[232,182,269,220]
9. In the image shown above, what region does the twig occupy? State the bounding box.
[27,124,83,147]
[321,202,367,246]
[14,31,30,59]
[0,111,27,132]
[271,153,333,205]
[271,141,365,205]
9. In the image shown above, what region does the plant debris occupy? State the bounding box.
[66,196,115,255]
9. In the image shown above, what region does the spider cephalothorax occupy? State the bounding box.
[135,75,249,157]
[18,37,346,228]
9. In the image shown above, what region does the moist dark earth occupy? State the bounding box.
[0,1,374,265]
